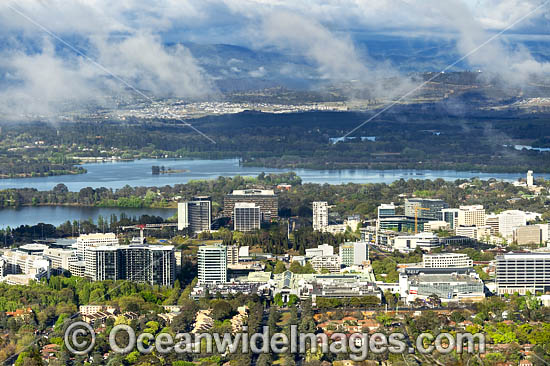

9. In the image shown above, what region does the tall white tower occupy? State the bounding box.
[527,170,534,187]
[312,201,329,232]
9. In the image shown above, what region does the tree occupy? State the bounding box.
[273,262,287,274]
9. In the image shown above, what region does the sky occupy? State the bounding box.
[0,0,549,119]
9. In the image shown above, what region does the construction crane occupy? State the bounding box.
[121,223,178,243]
[414,207,430,234]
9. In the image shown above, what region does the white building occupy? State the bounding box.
[42,248,77,274]
[309,255,341,274]
[339,241,368,266]
[498,210,527,240]
[76,233,118,260]
[233,202,261,232]
[305,244,334,258]
[177,198,212,233]
[312,201,329,232]
[457,205,486,227]
[198,245,227,285]
[423,253,473,268]
[0,250,50,283]
[496,252,550,295]
[393,232,440,253]
[423,221,450,232]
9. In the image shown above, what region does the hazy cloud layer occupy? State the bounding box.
[0,0,549,119]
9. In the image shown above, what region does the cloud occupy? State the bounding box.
[0,0,549,120]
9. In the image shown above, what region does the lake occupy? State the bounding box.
[0,158,546,191]
[0,206,175,229]
[0,158,548,228]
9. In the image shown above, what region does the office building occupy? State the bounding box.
[227,245,239,265]
[119,245,175,287]
[0,250,50,282]
[82,245,175,286]
[485,214,500,235]
[16,244,48,256]
[457,205,486,227]
[313,201,329,232]
[43,248,78,274]
[498,210,527,240]
[439,208,460,230]
[76,233,119,260]
[537,223,549,243]
[423,221,449,232]
[377,203,396,219]
[405,198,448,220]
[455,226,479,240]
[394,232,440,253]
[378,216,418,232]
[423,253,473,268]
[177,197,212,233]
[223,189,278,221]
[85,246,119,281]
[339,241,368,266]
[513,225,542,245]
[198,245,227,285]
[496,253,550,295]
[233,202,261,232]
[305,244,334,258]
[309,255,341,274]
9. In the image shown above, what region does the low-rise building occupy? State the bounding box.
[393,232,440,253]
[310,255,341,273]
[513,225,542,245]
[423,253,473,268]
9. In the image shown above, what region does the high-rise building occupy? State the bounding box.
[457,205,486,227]
[178,197,212,233]
[83,244,175,286]
[227,245,239,265]
[496,253,550,295]
[313,201,329,232]
[498,210,527,240]
[423,253,473,268]
[527,170,534,187]
[198,245,227,285]
[339,241,368,267]
[485,214,500,235]
[76,233,119,260]
[405,198,448,220]
[84,246,119,281]
[233,203,261,232]
[223,189,278,221]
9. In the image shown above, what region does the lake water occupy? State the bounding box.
[1,158,549,228]
[0,158,546,191]
[0,206,175,229]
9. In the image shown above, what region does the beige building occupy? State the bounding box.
[513,225,542,245]
[485,215,500,235]
[227,245,239,266]
[457,205,486,227]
